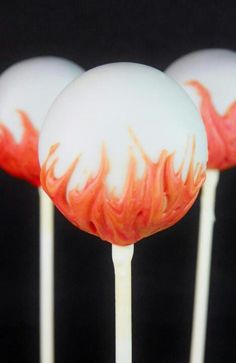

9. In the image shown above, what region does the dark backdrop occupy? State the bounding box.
[1,1,236,362]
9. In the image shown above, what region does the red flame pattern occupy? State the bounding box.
[41,137,205,246]
[188,80,236,170]
[0,110,40,186]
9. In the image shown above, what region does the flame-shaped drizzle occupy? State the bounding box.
[41,138,205,246]
[188,80,236,170]
[0,110,40,186]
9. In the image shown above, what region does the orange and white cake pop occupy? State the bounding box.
[39,62,208,246]
[0,56,84,186]
[0,57,84,363]
[166,49,236,363]
[166,49,236,170]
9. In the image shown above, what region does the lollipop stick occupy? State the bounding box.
[39,188,54,363]
[190,169,219,363]
[112,244,134,363]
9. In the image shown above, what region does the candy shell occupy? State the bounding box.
[166,49,236,170]
[39,62,207,245]
[0,56,84,185]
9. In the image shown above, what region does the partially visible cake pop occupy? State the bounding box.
[39,62,208,362]
[0,56,84,363]
[0,56,83,186]
[166,49,236,170]
[166,48,236,363]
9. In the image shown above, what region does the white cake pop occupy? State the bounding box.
[166,48,236,170]
[0,56,84,186]
[166,49,236,363]
[39,62,207,246]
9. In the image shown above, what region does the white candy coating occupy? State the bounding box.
[166,48,236,114]
[39,62,207,197]
[0,56,84,141]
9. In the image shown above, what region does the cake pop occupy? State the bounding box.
[39,62,208,362]
[0,56,84,363]
[166,48,236,363]
[0,56,83,185]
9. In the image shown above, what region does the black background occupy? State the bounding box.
[1,1,236,362]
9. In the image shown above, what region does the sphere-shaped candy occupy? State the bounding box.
[166,48,236,170]
[0,57,84,186]
[39,63,207,246]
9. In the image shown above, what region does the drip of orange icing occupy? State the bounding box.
[188,80,236,170]
[41,137,205,246]
[0,110,40,186]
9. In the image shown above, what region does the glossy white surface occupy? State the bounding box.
[0,56,84,141]
[166,48,236,114]
[39,62,207,197]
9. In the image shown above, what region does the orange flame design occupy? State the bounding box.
[41,136,205,246]
[188,80,236,170]
[0,110,40,186]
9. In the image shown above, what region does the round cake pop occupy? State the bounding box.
[39,62,207,246]
[0,56,84,186]
[166,49,236,363]
[166,48,236,170]
[0,56,84,363]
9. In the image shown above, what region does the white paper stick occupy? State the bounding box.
[39,187,54,363]
[190,169,219,363]
[112,244,134,363]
